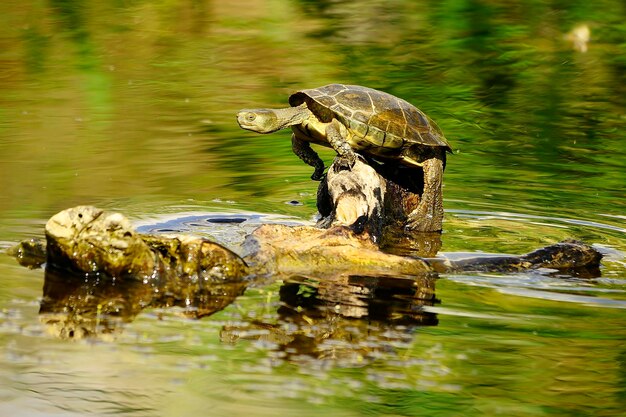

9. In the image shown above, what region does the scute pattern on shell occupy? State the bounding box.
[289,84,451,151]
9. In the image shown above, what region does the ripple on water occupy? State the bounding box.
[448,208,626,234]
[440,208,626,309]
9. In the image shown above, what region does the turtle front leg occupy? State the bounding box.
[326,119,357,172]
[406,156,444,232]
[292,134,325,181]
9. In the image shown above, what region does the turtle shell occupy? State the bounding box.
[289,84,451,152]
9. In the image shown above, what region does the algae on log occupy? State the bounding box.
[43,205,248,284]
[242,224,602,277]
[434,240,604,275]
[44,206,160,281]
[10,205,604,282]
[6,238,46,268]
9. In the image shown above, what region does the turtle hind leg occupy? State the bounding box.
[404,148,445,232]
[292,134,325,180]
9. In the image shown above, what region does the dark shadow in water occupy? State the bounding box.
[38,263,439,360]
[221,274,438,366]
[39,267,151,339]
[38,265,247,339]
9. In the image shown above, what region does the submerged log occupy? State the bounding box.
[9,206,603,280]
[6,205,603,339]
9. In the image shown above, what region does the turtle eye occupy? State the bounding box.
[246,113,256,122]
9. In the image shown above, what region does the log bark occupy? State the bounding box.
[316,156,444,254]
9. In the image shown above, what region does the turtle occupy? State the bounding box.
[236,83,452,231]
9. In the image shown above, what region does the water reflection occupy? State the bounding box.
[38,256,439,356]
[382,229,443,257]
[39,266,246,339]
[222,273,438,366]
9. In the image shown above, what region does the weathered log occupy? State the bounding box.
[43,205,248,283]
[316,156,445,242]
[241,224,433,278]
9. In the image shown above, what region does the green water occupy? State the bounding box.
[1,1,625,416]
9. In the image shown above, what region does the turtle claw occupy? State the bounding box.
[405,211,441,233]
[333,155,356,173]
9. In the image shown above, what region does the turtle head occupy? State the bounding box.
[237,105,312,134]
[237,109,283,134]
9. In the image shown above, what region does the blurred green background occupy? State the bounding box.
[1,0,624,231]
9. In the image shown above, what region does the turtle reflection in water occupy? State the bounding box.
[221,274,438,365]
[237,84,451,232]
